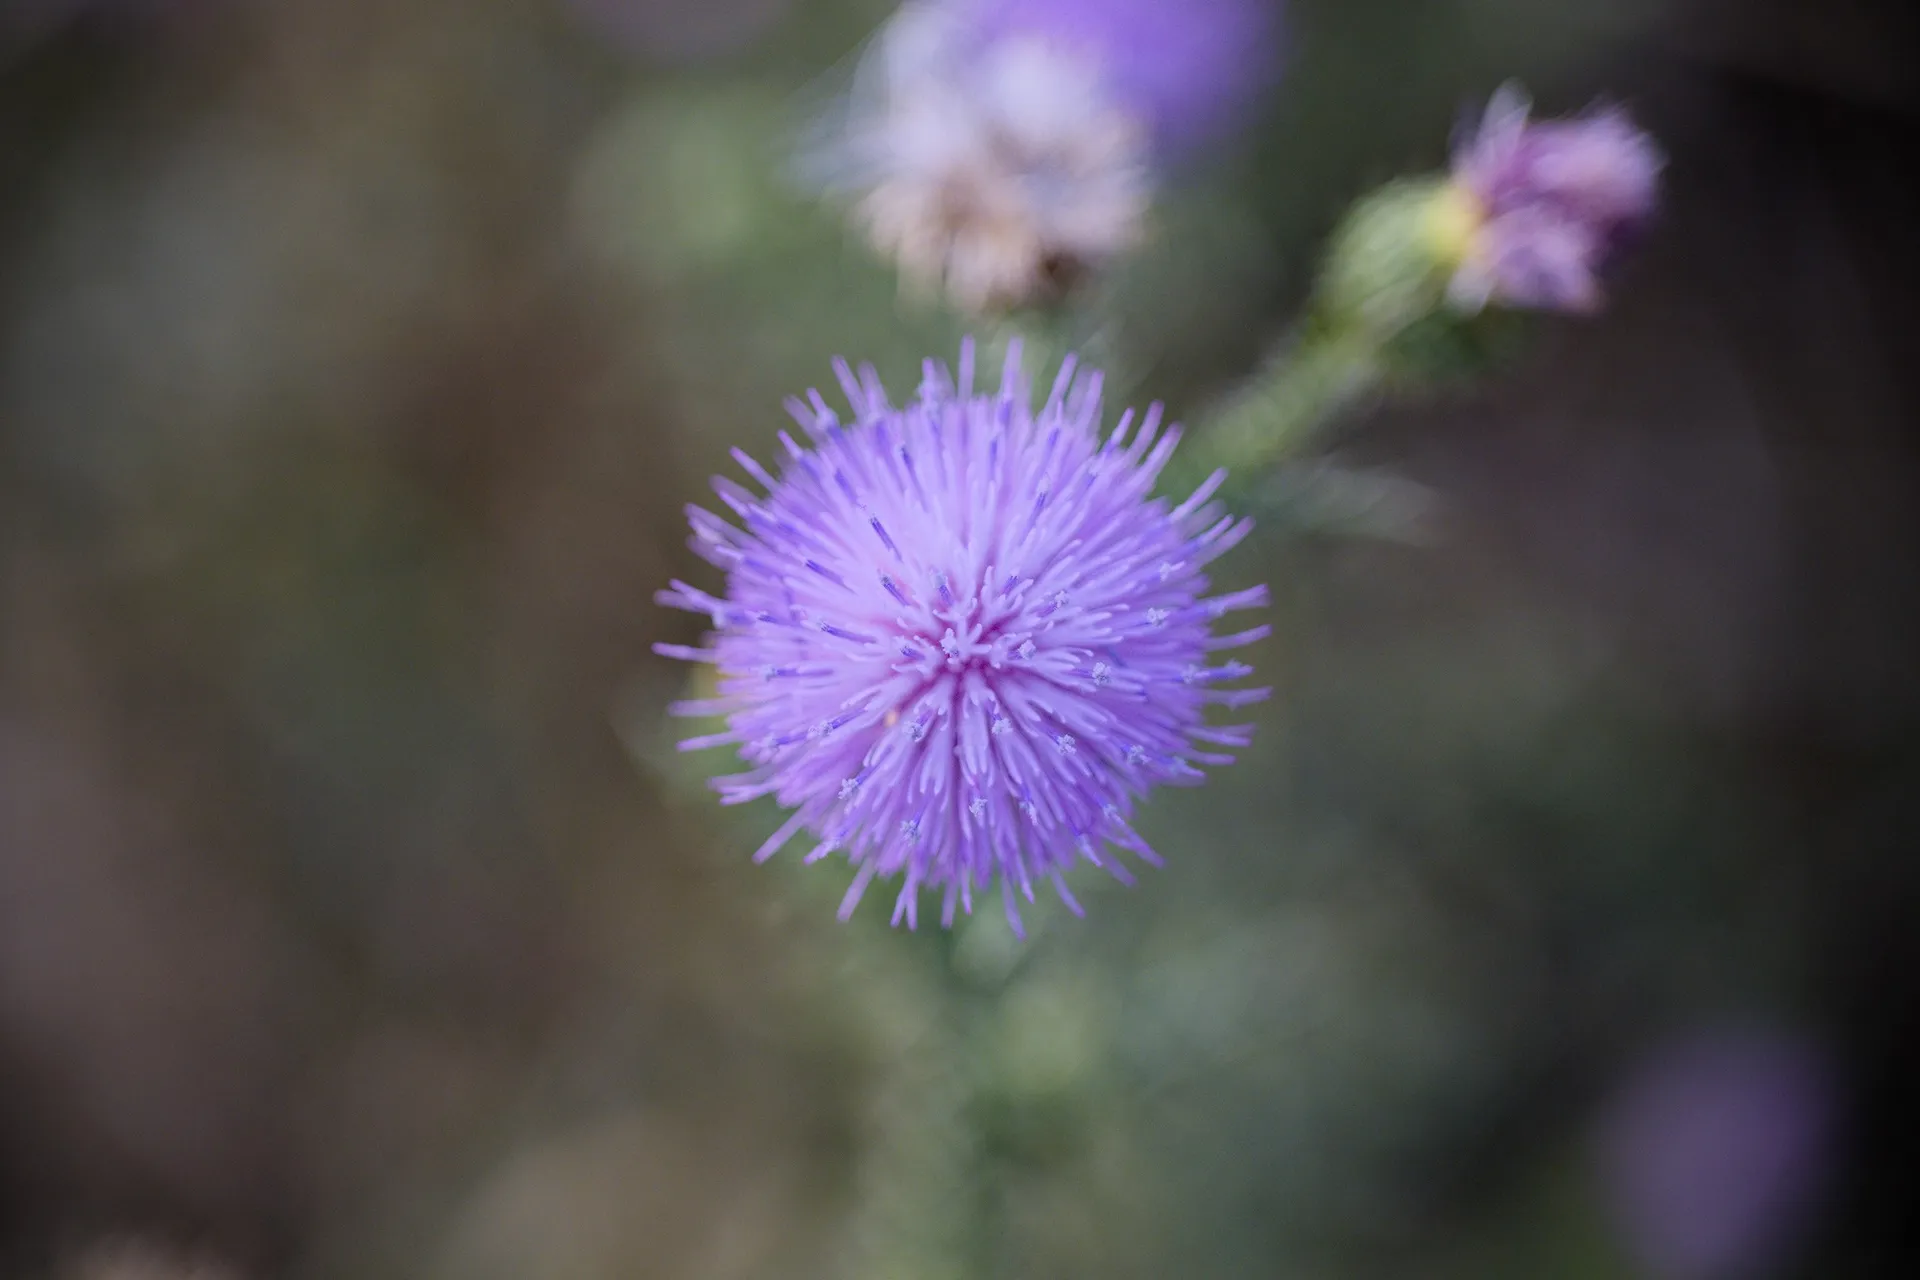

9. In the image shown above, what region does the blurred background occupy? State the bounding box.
[3,0,1918,1276]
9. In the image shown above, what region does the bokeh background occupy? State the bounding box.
[4,0,1919,1276]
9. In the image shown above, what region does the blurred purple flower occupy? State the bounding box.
[1447,84,1663,314]
[1596,1028,1839,1280]
[812,0,1280,311]
[966,0,1280,156]
[655,341,1268,932]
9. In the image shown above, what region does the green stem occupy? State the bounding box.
[1162,323,1386,504]
[1210,329,1382,468]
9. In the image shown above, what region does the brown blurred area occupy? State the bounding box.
[1,5,850,1275]
[3,1,1919,1277]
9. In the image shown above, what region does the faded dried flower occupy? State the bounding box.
[811,0,1279,311]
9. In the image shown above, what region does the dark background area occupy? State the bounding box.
[3,0,1918,1276]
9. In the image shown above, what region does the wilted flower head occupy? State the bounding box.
[656,341,1268,932]
[1443,84,1662,314]
[813,0,1279,311]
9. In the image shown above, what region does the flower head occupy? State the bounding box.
[656,341,1268,933]
[1445,84,1663,313]
[812,0,1279,311]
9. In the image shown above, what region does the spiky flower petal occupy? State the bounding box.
[656,341,1267,933]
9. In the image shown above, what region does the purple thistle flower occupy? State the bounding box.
[655,341,1268,934]
[1446,84,1663,314]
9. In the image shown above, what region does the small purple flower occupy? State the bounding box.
[812,0,1280,311]
[1446,84,1663,313]
[1596,1028,1838,1280]
[656,341,1268,932]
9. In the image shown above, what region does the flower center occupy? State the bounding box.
[1425,180,1487,267]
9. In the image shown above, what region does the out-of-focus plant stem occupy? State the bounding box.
[1153,176,1491,538]
[1194,322,1386,480]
